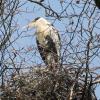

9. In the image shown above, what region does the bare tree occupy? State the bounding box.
[0,0,100,100]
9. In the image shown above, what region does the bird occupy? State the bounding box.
[24,17,61,70]
[94,0,100,9]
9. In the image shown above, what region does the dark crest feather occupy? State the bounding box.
[34,17,41,21]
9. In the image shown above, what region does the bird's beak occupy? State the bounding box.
[22,21,35,30]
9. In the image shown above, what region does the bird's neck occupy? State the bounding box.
[36,25,52,44]
[36,24,51,33]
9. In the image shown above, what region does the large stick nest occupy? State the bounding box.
[0,65,97,100]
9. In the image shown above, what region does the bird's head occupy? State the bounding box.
[23,17,51,32]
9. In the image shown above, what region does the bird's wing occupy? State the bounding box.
[36,31,60,64]
[36,26,60,65]
[48,26,61,57]
[45,35,57,54]
[45,33,60,63]
[36,38,47,65]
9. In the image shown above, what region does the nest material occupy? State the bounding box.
[0,66,97,100]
